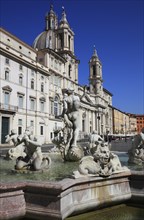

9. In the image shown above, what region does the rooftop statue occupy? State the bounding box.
[52,88,84,161]
[6,127,51,171]
[128,127,144,165]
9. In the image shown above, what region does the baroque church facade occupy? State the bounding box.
[0,6,113,144]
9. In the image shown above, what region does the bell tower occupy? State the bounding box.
[89,46,103,95]
[45,5,58,30]
[57,7,74,54]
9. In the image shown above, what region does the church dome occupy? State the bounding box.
[32,29,56,50]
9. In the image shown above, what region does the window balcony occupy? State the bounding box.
[0,103,18,113]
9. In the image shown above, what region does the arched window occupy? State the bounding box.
[68,64,71,78]
[19,74,23,85]
[93,65,96,76]
[41,83,44,92]
[5,70,9,80]
[31,80,34,89]
[68,35,71,50]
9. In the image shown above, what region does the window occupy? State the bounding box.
[5,70,9,80]
[54,75,58,85]
[93,65,96,76]
[4,92,10,108]
[41,83,44,92]
[30,120,34,127]
[59,63,61,72]
[82,119,85,132]
[68,35,71,50]
[59,103,61,115]
[68,65,71,78]
[40,126,44,135]
[19,75,23,85]
[54,96,59,116]
[19,64,23,71]
[5,58,9,65]
[18,119,22,135]
[59,33,63,48]
[30,99,35,110]
[18,119,22,125]
[18,95,23,108]
[50,132,53,139]
[40,101,44,112]
[31,80,34,89]
[31,70,35,76]
[51,57,54,67]
[18,127,22,135]
[49,36,52,48]
[54,96,61,116]
[50,100,53,115]
[58,77,61,87]
[54,60,57,69]
[41,75,44,80]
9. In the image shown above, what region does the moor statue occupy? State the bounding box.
[52,88,84,161]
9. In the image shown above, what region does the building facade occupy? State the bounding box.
[112,107,137,135]
[0,6,113,144]
[135,114,144,133]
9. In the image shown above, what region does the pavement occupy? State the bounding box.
[110,139,132,153]
[0,139,132,157]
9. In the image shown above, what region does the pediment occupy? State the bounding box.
[2,85,12,92]
[80,94,93,105]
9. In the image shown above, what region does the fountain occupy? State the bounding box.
[4,126,51,172]
[0,89,144,220]
[52,88,84,162]
[128,127,144,165]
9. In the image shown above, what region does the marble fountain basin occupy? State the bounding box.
[0,153,144,220]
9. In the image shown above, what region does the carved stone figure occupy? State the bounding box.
[52,88,84,161]
[5,129,26,160]
[89,130,104,155]
[73,142,128,178]
[6,127,51,171]
[128,127,144,165]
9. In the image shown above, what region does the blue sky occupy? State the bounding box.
[0,0,143,114]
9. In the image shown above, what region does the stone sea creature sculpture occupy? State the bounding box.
[5,129,26,160]
[88,130,104,155]
[52,88,84,161]
[128,127,144,165]
[73,142,128,178]
[6,127,51,171]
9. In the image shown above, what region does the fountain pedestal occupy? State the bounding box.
[25,171,131,220]
[0,171,132,220]
[0,183,26,220]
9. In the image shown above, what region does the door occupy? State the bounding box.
[1,117,9,144]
